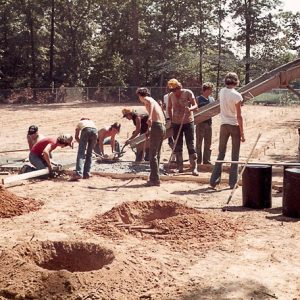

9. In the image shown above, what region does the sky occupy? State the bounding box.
[281,0,300,12]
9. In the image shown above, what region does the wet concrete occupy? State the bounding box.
[92,160,150,174]
[0,156,151,175]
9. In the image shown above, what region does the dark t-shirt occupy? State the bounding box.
[197,95,212,125]
[132,113,149,134]
[31,137,57,156]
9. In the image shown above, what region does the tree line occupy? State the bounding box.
[0,0,299,90]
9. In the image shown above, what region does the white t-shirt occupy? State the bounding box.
[163,93,170,118]
[76,119,97,131]
[219,87,243,125]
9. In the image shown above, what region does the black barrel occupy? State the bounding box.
[283,168,300,218]
[242,164,272,209]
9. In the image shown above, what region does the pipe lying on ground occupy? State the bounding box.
[215,160,300,166]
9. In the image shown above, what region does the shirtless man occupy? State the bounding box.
[136,87,166,186]
[167,78,199,176]
[94,122,121,156]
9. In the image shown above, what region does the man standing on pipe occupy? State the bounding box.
[167,78,199,176]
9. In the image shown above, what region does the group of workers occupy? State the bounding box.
[25,72,245,188]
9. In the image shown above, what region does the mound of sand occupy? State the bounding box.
[0,185,43,218]
[86,200,243,252]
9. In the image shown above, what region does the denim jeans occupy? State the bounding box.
[196,122,212,164]
[76,127,97,177]
[149,122,166,182]
[172,122,196,155]
[29,152,48,170]
[210,124,241,187]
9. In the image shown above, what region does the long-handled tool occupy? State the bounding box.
[226,133,262,205]
[165,112,186,172]
[0,149,29,154]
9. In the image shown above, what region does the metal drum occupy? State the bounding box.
[242,164,272,209]
[283,168,300,218]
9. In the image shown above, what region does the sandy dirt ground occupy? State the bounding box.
[0,101,300,300]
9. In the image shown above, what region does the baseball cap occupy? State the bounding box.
[28,125,38,135]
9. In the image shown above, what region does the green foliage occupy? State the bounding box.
[0,0,299,89]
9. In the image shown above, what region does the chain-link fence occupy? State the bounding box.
[0,86,202,104]
[0,86,298,105]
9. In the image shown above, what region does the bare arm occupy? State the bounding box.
[236,102,245,142]
[146,100,154,128]
[130,117,141,139]
[75,128,80,143]
[98,129,105,155]
[187,97,198,112]
[27,135,34,150]
[167,95,173,121]
[111,134,116,152]
[42,144,53,171]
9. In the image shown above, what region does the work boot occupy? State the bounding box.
[170,153,177,163]
[189,153,199,176]
[176,153,184,173]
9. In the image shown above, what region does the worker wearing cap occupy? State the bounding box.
[167,78,199,176]
[27,125,45,150]
[122,108,149,161]
[70,118,98,181]
[29,134,73,174]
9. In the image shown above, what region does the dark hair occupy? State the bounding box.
[202,82,214,92]
[136,87,150,97]
[110,122,121,132]
[224,72,239,86]
[28,125,38,135]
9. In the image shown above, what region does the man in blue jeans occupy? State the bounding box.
[167,78,199,176]
[70,118,98,181]
[210,72,245,189]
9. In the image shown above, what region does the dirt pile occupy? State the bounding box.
[0,184,43,218]
[0,241,174,300]
[86,200,243,252]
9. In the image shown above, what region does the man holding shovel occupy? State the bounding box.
[167,79,199,176]
[136,87,165,186]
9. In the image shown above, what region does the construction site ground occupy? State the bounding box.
[0,101,300,300]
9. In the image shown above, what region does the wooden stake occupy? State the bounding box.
[0,149,28,154]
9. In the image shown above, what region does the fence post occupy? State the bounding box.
[118,87,121,103]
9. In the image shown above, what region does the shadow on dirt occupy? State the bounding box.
[171,186,232,196]
[264,207,282,214]
[266,214,300,223]
[268,154,298,162]
[275,119,300,130]
[182,280,278,300]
